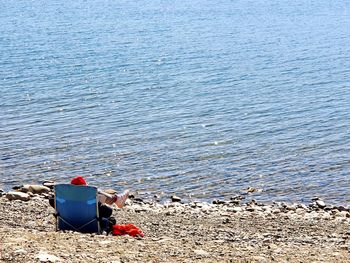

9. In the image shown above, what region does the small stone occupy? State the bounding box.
[194,249,210,257]
[28,185,51,194]
[171,195,181,202]
[230,195,245,200]
[295,208,306,215]
[230,207,243,213]
[222,218,230,224]
[194,202,204,208]
[335,211,350,218]
[229,199,240,205]
[14,249,27,255]
[272,208,281,214]
[286,204,298,211]
[336,206,349,212]
[6,191,31,201]
[212,199,226,205]
[42,180,55,189]
[316,200,326,209]
[246,206,255,212]
[133,197,144,203]
[268,244,278,250]
[36,251,62,262]
[246,187,263,193]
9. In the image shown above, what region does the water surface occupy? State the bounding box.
[1,0,350,204]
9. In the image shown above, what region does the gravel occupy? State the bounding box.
[1,189,350,262]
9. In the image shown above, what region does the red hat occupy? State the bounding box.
[71,176,87,186]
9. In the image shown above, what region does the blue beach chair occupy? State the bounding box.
[54,184,101,234]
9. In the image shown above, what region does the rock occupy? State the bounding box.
[222,218,230,224]
[194,249,210,257]
[212,199,226,205]
[295,208,306,215]
[335,206,349,212]
[193,202,204,208]
[251,256,267,262]
[230,195,245,200]
[12,185,23,191]
[42,180,55,189]
[6,191,31,201]
[305,211,319,219]
[14,249,28,255]
[272,208,281,214]
[286,204,298,211]
[297,204,308,210]
[15,184,50,194]
[36,251,62,262]
[133,197,144,203]
[230,207,243,213]
[316,200,326,209]
[28,185,51,194]
[246,187,263,193]
[335,211,350,218]
[171,195,181,202]
[0,189,3,197]
[324,205,334,212]
[321,212,331,220]
[246,206,255,212]
[229,199,240,205]
[268,244,278,250]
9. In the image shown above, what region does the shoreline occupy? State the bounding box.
[1,186,350,262]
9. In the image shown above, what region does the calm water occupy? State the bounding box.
[1,0,350,204]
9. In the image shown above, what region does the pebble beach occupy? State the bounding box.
[1,185,350,262]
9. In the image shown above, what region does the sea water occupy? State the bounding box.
[1,0,350,204]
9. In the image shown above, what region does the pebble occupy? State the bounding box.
[316,200,326,209]
[42,181,55,189]
[213,199,226,205]
[246,187,262,193]
[229,207,243,213]
[335,211,350,218]
[14,249,28,255]
[16,185,51,195]
[6,191,31,201]
[286,204,298,211]
[295,208,306,215]
[171,195,181,202]
[335,206,348,212]
[251,256,267,262]
[193,249,210,257]
[36,251,62,262]
[272,209,281,214]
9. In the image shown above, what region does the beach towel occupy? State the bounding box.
[112,224,144,237]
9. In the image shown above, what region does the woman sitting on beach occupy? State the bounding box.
[49,176,129,229]
[69,176,129,220]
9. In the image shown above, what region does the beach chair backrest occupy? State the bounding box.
[54,184,100,233]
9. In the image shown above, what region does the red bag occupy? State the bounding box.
[112,224,144,237]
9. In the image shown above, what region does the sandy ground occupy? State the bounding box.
[1,190,350,263]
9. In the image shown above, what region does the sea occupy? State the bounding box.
[1,0,350,204]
